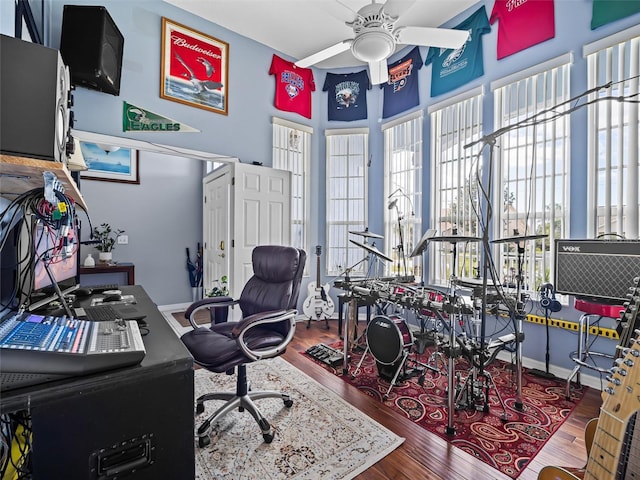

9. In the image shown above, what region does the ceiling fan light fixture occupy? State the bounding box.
[351,30,395,63]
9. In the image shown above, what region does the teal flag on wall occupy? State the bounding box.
[122,101,199,132]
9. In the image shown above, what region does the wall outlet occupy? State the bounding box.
[117,234,129,245]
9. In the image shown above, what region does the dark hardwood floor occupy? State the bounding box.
[282,318,602,480]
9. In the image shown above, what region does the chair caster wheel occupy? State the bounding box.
[284,399,293,408]
[196,403,205,415]
[198,436,211,448]
[263,432,275,443]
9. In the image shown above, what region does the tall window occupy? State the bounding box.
[493,56,571,290]
[383,112,422,279]
[429,89,483,285]
[326,130,368,276]
[272,117,312,255]
[585,27,640,239]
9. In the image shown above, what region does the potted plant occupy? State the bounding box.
[207,275,229,298]
[92,223,125,263]
[206,276,229,323]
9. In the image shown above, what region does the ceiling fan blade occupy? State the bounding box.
[369,60,389,85]
[328,0,360,23]
[295,40,352,68]
[381,0,417,19]
[396,26,469,49]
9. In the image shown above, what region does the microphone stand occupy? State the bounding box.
[394,205,408,278]
[529,303,556,379]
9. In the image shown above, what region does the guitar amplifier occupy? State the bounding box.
[554,239,640,301]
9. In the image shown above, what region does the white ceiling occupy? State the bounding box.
[163,0,479,68]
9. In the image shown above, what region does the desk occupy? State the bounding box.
[80,261,135,285]
[0,286,194,479]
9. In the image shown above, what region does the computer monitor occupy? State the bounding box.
[28,220,80,312]
[0,211,22,313]
[33,221,78,290]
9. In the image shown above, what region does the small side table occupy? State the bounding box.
[79,262,135,285]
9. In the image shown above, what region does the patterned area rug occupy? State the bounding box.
[303,342,587,479]
[194,357,404,479]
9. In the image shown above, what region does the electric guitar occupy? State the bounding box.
[303,245,335,326]
[538,276,640,480]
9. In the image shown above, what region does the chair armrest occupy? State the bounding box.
[230,309,287,335]
[232,309,297,361]
[184,296,239,330]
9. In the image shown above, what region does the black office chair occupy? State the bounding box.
[180,245,306,446]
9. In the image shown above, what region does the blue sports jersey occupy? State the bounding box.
[425,6,491,97]
[381,46,423,119]
[323,70,371,121]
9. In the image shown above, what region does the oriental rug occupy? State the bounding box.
[193,357,404,480]
[303,342,587,479]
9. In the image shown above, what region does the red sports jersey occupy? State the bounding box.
[490,0,555,60]
[269,55,315,119]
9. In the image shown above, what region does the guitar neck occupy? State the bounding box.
[585,410,627,479]
[615,277,640,359]
[618,412,640,478]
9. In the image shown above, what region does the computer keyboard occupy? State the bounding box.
[79,305,122,321]
[83,284,120,293]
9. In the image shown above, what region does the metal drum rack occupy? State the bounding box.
[335,233,521,435]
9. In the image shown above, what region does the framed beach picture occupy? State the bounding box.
[160,17,229,115]
[79,142,140,184]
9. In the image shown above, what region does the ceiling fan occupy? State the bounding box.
[295,0,470,85]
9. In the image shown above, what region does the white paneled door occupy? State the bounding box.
[203,163,291,298]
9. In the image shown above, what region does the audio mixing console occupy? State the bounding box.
[0,311,146,375]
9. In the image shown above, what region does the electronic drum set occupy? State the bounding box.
[337,228,547,434]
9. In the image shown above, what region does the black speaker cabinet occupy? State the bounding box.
[0,34,72,162]
[554,239,640,302]
[30,369,194,479]
[60,5,124,96]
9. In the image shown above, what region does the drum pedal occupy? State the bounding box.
[306,343,344,367]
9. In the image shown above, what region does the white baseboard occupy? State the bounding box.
[496,351,605,391]
[158,302,192,312]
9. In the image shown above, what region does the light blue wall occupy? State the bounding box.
[3,0,638,378]
[1,2,14,37]
[75,151,204,305]
[45,0,304,161]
